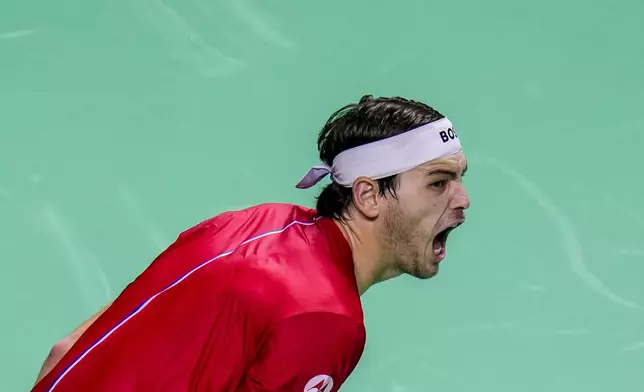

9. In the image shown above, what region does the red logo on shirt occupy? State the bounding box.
[304,374,334,392]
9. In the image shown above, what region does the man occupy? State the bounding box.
[32,95,470,392]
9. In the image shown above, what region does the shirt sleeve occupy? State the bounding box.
[31,261,262,392]
[243,312,366,392]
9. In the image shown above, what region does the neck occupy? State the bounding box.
[333,217,402,295]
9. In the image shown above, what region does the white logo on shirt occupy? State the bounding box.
[304,374,334,392]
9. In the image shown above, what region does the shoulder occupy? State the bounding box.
[145,202,355,323]
[174,203,317,244]
[156,203,318,264]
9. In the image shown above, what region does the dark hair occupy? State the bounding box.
[315,95,445,220]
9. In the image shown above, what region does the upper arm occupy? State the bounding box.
[34,302,113,385]
[244,312,366,392]
[67,302,111,341]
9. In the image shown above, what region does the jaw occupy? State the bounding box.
[408,252,439,279]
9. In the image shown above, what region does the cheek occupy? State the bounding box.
[422,198,452,233]
[397,181,449,227]
[420,209,444,230]
[401,197,446,231]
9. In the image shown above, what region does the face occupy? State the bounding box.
[378,151,470,279]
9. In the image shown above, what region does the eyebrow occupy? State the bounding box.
[427,169,459,179]
[427,163,467,179]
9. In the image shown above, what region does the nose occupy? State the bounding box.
[450,181,471,211]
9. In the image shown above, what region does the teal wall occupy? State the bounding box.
[2,0,643,390]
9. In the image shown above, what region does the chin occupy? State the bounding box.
[410,262,439,279]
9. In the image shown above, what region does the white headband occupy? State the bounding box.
[295,117,462,189]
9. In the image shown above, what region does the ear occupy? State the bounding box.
[351,177,381,219]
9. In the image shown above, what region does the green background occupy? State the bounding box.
[2,0,643,390]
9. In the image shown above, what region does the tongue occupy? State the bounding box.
[433,236,444,256]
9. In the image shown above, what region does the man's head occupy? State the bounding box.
[308,95,470,282]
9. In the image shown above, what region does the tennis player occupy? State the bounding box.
[32,95,470,392]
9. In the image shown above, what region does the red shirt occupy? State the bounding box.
[33,203,365,392]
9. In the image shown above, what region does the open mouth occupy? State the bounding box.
[432,221,464,261]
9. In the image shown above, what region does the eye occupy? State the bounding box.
[429,180,448,189]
